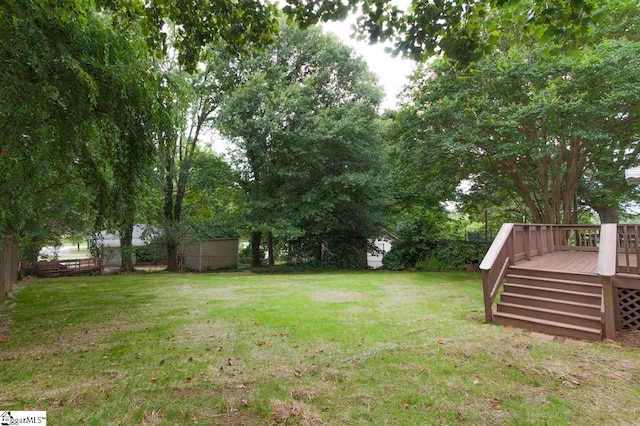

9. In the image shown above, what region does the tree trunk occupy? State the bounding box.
[167,240,179,272]
[267,231,274,266]
[593,204,620,224]
[251,231,262,267]
[120,224,135,273]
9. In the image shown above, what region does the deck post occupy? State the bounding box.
[602,277,616,339]
[537,226,544,257]
[597,224,619,340]
[508,229,515,266]
[546,226,553,253]
[481,269,493,322]
[523,225,531,261]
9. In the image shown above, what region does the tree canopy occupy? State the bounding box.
[217,24,386,267]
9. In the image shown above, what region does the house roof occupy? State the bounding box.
[626,167,640,185]
[377,229,397,241]
[101,224,161,248]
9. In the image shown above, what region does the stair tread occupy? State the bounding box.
[497,302,601,321]
[509,266,598,277]
[493,311,602,334]
[504,282,601,298]
[506,274,602,288]
[501,292,601,308]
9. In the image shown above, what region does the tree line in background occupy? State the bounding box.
[1,0,638,274]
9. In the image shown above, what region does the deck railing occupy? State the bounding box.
[617,224,639,275]
[479,223,514,322]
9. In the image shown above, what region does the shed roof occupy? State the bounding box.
[101,224,161,248]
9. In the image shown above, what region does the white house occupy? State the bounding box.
[100,224,161,266]
[626,167,640,185]
[367,230,396,269]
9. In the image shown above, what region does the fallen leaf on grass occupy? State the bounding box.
[491,399,502,410]
[402,401,409,409]
[437,339,446,345]
[150,376,158,383]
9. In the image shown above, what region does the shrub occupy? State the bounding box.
[381,221,439,270]
[417,240,491,272]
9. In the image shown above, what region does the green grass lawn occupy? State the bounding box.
[1,271,639,425]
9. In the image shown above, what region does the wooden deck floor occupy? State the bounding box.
[515,251,638,274]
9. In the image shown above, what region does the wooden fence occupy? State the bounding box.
[0,241,19,304]
[37,258,101,278]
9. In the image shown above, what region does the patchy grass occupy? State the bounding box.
[1,271,639,425]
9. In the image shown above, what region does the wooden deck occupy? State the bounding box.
[481,223,640,340]
[516,251,638,274]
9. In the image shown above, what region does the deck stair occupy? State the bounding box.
[493,266,603,340]
[482,223,640,341]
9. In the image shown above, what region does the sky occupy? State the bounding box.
[321,13,416,111]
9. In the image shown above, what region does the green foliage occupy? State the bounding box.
[394,35,640,224]
[285,0,602,65]
[217,24,386,265]
[1,1,161,272]
[133,239,165,263]
[416,241,491,272]
[382,217,441,270]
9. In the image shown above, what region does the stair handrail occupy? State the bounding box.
[597,223,618,339]
[480,223,514,322]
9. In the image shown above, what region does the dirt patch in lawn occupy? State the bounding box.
[312,291,365,303]
[193,286,254,300]
[0,316,11,342]
[175,319,236,344]
[270,399,320,425]
[0,318,133,360]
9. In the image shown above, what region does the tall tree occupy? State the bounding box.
[394,38,640,224]
[157,45,244,271]
[217,25,385,267]
[1,1,157,268]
